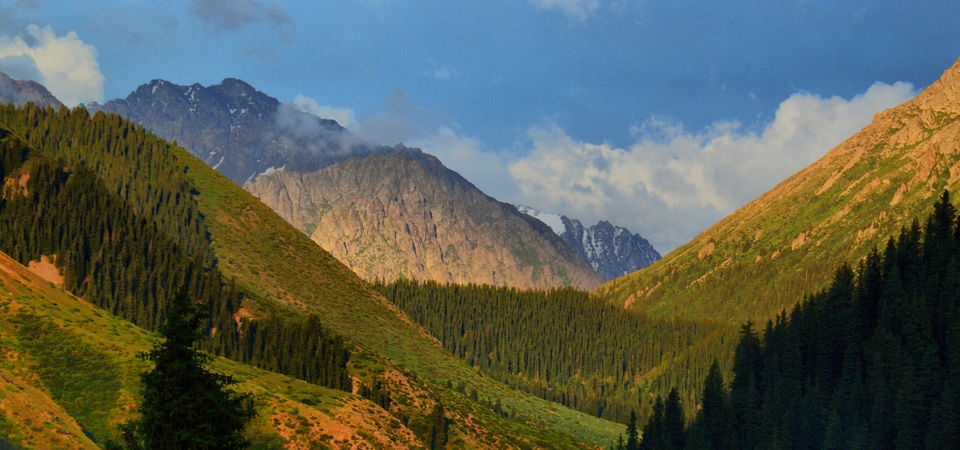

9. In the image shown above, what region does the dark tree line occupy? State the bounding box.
[0,105,350,392]
[640,191,960,449]
[374,279,726,424]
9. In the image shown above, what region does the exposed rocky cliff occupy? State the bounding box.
[245,147,605,290]
[559,217,661,280]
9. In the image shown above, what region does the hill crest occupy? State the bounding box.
[597,56,960,323]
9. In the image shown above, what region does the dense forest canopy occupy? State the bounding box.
[375,279,731,424]
[640,191,960,450]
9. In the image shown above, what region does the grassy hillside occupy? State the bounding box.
[0,250,420,449]
[0,104,623,447]
[596,57,960,326]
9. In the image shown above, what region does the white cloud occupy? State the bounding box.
[508,81,916,252]
[291,94,359,131]
[0,25,103,107]
[531,0,600,21]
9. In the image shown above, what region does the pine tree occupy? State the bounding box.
[663,387,684,450]
[695,360,726,450]
[625,409,640,450]
[119,291,255,449]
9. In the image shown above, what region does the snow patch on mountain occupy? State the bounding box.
[514,205,566,236]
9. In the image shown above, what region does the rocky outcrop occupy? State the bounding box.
[513,205,661,280]
[245,147,605,290]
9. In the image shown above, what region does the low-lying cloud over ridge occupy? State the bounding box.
[508,82,916,252]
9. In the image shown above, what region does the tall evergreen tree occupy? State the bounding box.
[639,399,665,450]
[696,360,726,450]
[426,401,448,450]
[663,387,684,450]
[120,291,255,450]
[625,409,640,450]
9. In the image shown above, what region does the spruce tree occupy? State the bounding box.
[120,291,255,449]
[694,360,726,450]
[625,409,640,450]
[663,387,685,450]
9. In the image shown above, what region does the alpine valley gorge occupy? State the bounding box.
[0,56,959,449]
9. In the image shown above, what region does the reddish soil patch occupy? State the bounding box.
[27,255,64,287]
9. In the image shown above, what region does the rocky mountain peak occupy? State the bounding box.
[92,78,362,184]
[913,56,960,113]
[512,205,661,280]
[558,216,661,280]
[0,71,62,108]
[245,150,605,290]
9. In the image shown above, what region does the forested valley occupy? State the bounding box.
[5,102,960,449]
[375,279,734,424]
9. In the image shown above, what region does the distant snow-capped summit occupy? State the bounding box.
[514,205,661,280]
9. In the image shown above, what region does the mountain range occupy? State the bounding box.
[82,76,644,290]
[244,148,604,289]
[0,102,622,448]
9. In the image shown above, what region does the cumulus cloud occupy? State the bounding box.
[531,0,600,22]
[291,94,359,131]
[0,25,103,106]
[188,0,296,41]
[508,81,916,252]
[299,82,913,254]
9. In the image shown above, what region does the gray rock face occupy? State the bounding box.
[559,217,661,280]
[88,78,371,184]
[0,71,62,108]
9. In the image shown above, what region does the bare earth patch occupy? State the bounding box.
[26,255,63,287]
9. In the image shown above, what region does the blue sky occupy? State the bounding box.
[1,0,958,252]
